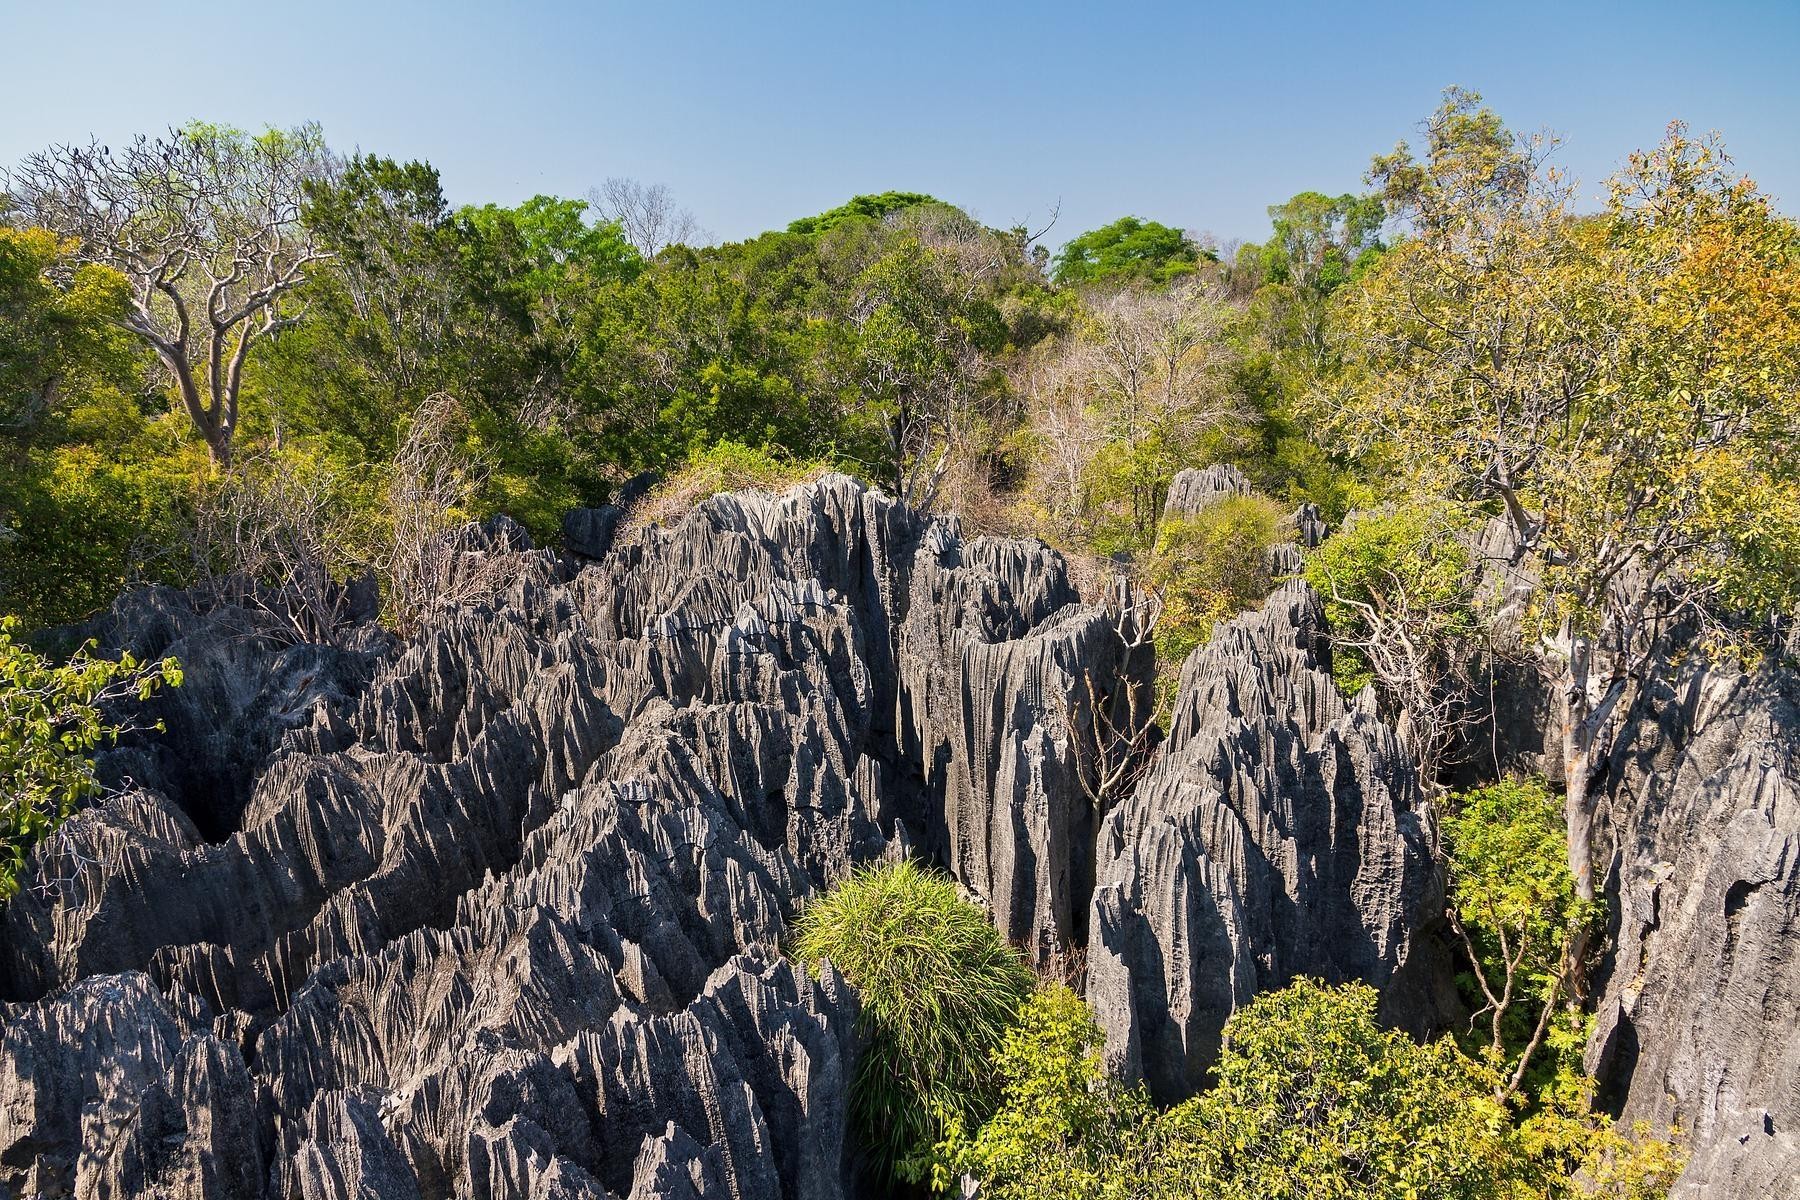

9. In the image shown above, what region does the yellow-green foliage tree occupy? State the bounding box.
[932,985,1162,1200]
[0,226,200,629]
[937,979,1681,1200]
[1326,89,1800,905]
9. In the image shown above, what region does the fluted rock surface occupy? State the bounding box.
[0,475,1132,1199]
[1085,580,1451,1102]
[1589,665,1800,1197]
[1161,463,1250,520]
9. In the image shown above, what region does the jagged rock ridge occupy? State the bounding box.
[1085,581,1453,1102]
[1590,665,1800,1198]
[16,474,1767,1197]
[0,477,1165,1199]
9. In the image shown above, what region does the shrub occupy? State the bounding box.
[1166,979,1527,1199]
[190,440,385,644]
[790,860,1035,1187]
[0,616,180,898]
[1144,493,1288,666]
[933,985,1159,1200]
[1445,778,1600,1095]
[1303,507,1483,784]
[1302,507,1479,697]
[625,440,832,533]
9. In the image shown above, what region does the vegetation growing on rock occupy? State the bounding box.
[791,860,1036,1187]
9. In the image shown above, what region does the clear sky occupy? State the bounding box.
[4,0,1796,247]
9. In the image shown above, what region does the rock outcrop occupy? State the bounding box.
[0,476,1149,1199]
[1589,664,1800,1197]
[1085,581,1453,1102]
[0,474,1500,1198]
[1161,463,1251,520]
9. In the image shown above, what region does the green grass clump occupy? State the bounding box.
[791,859,1035,1188]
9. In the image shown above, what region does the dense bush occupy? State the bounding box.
[933,985,1159,1199]
[0,226,200,627]
[1167,979,1526,1199]
[790,860,1035,1187]
[1144,493,1288,666]
[936,979,1681,1200]
[0,618,180,898]
[1,433,200,630]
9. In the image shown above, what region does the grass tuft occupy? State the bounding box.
[791,859,1035,1188]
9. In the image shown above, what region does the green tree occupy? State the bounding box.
[853,234,1009,503]
[268,166,646,538]
[568,228,876,477]
[0,227,138,438]
[934,985,1162,1200]
[1257,191,1385,295]
[790,860,1035,1188]
[263,154,468,458]
[1245,190,1385,374]
[1053,217,1204,287]
[788,191,942,235]
[0,617,180,898]
[937,979,1678,1199]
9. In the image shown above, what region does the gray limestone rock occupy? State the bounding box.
[1589,665,1800,1197]
[1085,580,1452,1102]
[1162,463,1251,520]
[0,476,1128,1199]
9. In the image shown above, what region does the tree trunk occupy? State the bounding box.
[1560,647,1601,1001]
[204,418,234,467]
[158,344,234,466]
[1562,705,1596,904]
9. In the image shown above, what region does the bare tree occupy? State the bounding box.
[1017,348,1105,540]
[1033,281,1243,541]
[4,124,336,464]
[1311,563,1484,790]
[381,393,523,634]
[588,177,700,257]
[1082,281,1238,453]
[192,449,366,645]
[1062,579,1163,817]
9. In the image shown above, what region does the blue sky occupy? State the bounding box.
[4,1,1796,247]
